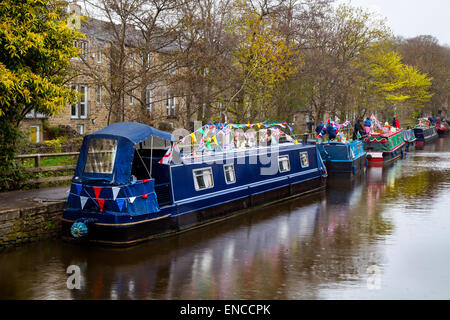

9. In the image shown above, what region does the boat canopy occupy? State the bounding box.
[73,122,174,185]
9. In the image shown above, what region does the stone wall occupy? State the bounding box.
[0,202,64,249]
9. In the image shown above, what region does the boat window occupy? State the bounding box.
[278,155,291,173]
[193,168,214,191]
[224,164,236,184]
[300,152,309,168]
[84,138,118,174]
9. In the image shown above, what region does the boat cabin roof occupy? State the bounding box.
[90,122,175,144]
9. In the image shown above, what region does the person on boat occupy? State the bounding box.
[364,117,372,135]
[327,121,338,141]
[315,121,324,136]
[392,117,400,129]
[353,119,365,140]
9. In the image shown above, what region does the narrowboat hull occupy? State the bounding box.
[365,145,403,167]
[324,155,366,177]
[61,176,325,246]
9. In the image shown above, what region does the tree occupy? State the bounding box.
[226,0,300,122]
[398,35,450,117]
[0,0,82,185]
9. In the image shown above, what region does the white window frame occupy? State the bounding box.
[78,124,84,135]
[79,85,87,118]
[223,164,236,184]
[300,151,309,168]
[278,155,291,173]
[193,167,214,191]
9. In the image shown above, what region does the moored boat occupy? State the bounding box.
[317,140,366,177]
[413,118,438,147]
[436,119,449,136]
[62,122,327,246]
[363,130,405,166]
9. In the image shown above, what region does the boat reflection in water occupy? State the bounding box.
[54,172,394,300]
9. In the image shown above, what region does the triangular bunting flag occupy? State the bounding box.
[93,187,102,200]
[129,196,136,204]
[98,199,105,212]
[75,184,82,196]
[112,187,120,200]
[80,196,88,209]
[116,199,125,212]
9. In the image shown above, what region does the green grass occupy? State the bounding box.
[22,155,77,168]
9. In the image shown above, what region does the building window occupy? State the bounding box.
[78,124,84,135]
[223,164,236,184]
[166,94,175,116]
[80,40,87,59]
[71,84,78,118]
[129,52,133,68]
[146,53,151,68]
[146,89,152,112]
[129,90,134,105]
[300,152,309,168]
[71,84,87,119]
[193,168,214,191]
[79,85,87,118]
[97,85,101,104]
[97,50,101,64]
[278,155,291,173]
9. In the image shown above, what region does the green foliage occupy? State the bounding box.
[357,45,433,110]
[0,0,82,185]
[44,136,68,153]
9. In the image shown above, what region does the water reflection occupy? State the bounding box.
[1,138,450,299]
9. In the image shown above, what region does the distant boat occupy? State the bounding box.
[436,120,449,137]
[413,124,438,148]
[363,130,405,166]
[317,140,366,177]
[62,122,327,246]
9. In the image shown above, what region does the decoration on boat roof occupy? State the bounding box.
[368,114,401,135]
[168,121,299,163]
[317,119,351,141]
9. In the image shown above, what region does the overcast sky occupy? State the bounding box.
[337,0,450,46]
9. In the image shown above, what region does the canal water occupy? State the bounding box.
[1,137,450,300]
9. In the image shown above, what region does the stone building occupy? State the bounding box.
[20,3,192,143]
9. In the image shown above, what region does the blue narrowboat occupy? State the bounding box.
[62,122,327,246]
[413,125,438,147]
[316,141,367,177]
[402,129,416,152]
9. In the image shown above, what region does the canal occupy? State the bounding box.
[1,137,450,299]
